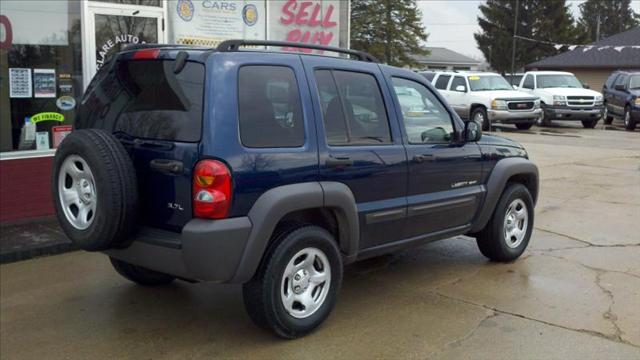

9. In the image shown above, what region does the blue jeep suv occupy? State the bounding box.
[603,70,640,131]
[52,40,538,338]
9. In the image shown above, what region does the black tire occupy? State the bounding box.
[52,129,138,251]
[242,225,343,339]
[603,105,613,124]
[110,258,175,286]
[624,106,636,131]
[537,107,551,127]
[581,119,598,128]
[472,107,490,131]
[475,183,534,262]
[515,122,534,130]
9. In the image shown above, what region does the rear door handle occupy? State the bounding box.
[326,156,353,168]
[413,154,435,163]
[150,159,184,175]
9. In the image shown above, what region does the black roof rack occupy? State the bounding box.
[122,43,206,51]
[216,39,379,63]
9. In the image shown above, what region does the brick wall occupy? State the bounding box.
[0,156,55,223]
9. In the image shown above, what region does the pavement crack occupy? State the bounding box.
[429,291,640,349]
[426,310,498,360]
[534,227,640,248]
[594,271,625,344]
[540,253,640,281]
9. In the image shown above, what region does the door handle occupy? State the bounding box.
[413,154,435,163]
[150,159,184,174]
[326,156,353,168]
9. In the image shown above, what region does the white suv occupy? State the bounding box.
[517,71,604,128]
[431,71,541,130]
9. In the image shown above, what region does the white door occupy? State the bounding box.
[447,75,468,118]
[82,2,166,89]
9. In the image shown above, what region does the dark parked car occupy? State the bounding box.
[52,40,538,339]
[603,70,640,130]
[419,70,436,82]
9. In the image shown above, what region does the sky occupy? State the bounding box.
[417,0,640,61]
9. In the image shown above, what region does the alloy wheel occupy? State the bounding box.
[503,199,528,249]
[58,155,97,230]
[280,247,331,319]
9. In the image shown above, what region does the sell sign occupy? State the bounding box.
[269,0,340,51]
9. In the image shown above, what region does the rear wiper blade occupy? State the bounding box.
[112,130,136,143]
[112,131,174,149]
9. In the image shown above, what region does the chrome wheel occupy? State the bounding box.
[624,110,630,127]
[280,247,331,319]
[58,155,97,230]
[473,111,485,126]
[503,199,528,249]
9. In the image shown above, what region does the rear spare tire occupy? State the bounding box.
[52,129,138,251]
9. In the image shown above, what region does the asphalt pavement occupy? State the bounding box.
[1,120,639,359]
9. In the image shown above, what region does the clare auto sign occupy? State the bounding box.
[271,0,340,50]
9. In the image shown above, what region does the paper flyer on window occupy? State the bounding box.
[33,69,56,98]
[9,68,32,98]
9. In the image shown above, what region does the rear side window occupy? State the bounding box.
[238,66,304,148]
[79,60,205,142]
[522,74,534,89]
[314,70,392,146]
[434,75,451,90]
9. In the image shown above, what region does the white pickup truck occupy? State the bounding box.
[431,71,541,130]
[517,71,604,128]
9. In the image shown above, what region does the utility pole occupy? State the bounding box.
[510,0,520,76]
[595,11,601,41]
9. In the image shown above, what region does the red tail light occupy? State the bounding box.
[192,160,232,219]
[133,48,160,60]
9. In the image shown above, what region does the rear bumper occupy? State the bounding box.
[543,105,605,120]
[487,108,542,123]
[106,217,252,283]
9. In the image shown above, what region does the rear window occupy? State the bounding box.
[78,60,205,142]
[434,75,451,90]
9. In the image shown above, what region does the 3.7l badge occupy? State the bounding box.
[167,202,184,211]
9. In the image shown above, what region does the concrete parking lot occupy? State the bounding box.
[1,121,639,359]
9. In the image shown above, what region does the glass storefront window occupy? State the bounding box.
[0,0,82,153]
[94,14,159,69]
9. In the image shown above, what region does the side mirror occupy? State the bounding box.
[583,83,590,89]
[464,120,482,142]
[455,85,467,92]
[614,84,625,91]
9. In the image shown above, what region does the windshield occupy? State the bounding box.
[629,75,640,89]
[537,74,582,88]
[468,75,512,91]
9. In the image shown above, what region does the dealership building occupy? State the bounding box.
[0,0,349,224]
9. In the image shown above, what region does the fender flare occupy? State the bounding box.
[470,157,539,233]
[320,181,360,262]
[230,182,360,283]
